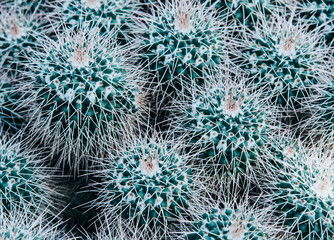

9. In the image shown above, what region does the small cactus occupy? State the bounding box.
[179,71,271,179]
[136,0,239,98]
[25,26,143,171]
[260,140,334,239]
[0,134,55,213]
[93,135,194,237]
[241,11,331,123]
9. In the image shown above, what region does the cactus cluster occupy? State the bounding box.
[1,0,334,239]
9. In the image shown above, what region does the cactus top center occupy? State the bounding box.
[174,2,194,34]
[82,0,101,9]
[312,175,333,198]
[140,153,160,178]
[223,92,243,117]
[70,42,91,68]
[4,16,27,40]
[279,35,298,57]
[227,219,246,240]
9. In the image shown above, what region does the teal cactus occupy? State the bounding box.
[61,0,138,42]
[0,134,54,213]
[0,3,48,75]
[204,0,284,30]
[260,142,334,239]
[307,79,334,137]
[94,136,193,235]
[187,207,273,240]
[26,27,143,170]
[180,75,270,177]
[137,0,239,98]
[0,73,24,132]
[292,0,334,44]
[241,12,331,122]
[0,207,72,240]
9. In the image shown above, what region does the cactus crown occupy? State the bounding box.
[137,0,237,96]
[181,74,269,177]
[262,142,334,239]
[243,12,329,110]
[27,26,141,168]
[62,0,137,39]
[95,136,193,234]
[188,207,272,240]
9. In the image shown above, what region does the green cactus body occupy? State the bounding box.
[295,0,334,44]
[0,139,44,212]
[140,1,227,97]
[62,0,136,41]
[203,0,282,30]
[0,207,71,240]
[0,75,23,132]
[103,141,192,227]
[2,228,38,240]
[0,4,44,74]
[30,29,139,167]
[243,15,325,116]
[183,85,268,174]
[187,208,269,240]
[270,151,334,239]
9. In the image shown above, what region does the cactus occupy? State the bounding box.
[136,0,239,98]
[0,134,55,213]
[179,72,271,178]
[93,136,193,237]
[0,207,72,240]
[187,207,274,240]
[260,141,334,239]
[204,0,284,30]
[0,2,49,76]
[0,73,24,132]
[26,26,143,171]
[61,0,138,42]
[290,0,334,44]
[241,12,331,123]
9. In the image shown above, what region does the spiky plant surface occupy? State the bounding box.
[204,0,285,30]
[60,0,139,42]
[241,11,331,123]
[288,0,334,44]
[25,26,144,171]
[0,133,58,215]
[187,207,273,240]
[177,70,275,180]
[91,133,208,239]
[260,140,334,239]
[0,2,51,75]
[2,0,334,239]
[0,207,73,240]
[135,0,240,98]
[0,73,25,132]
